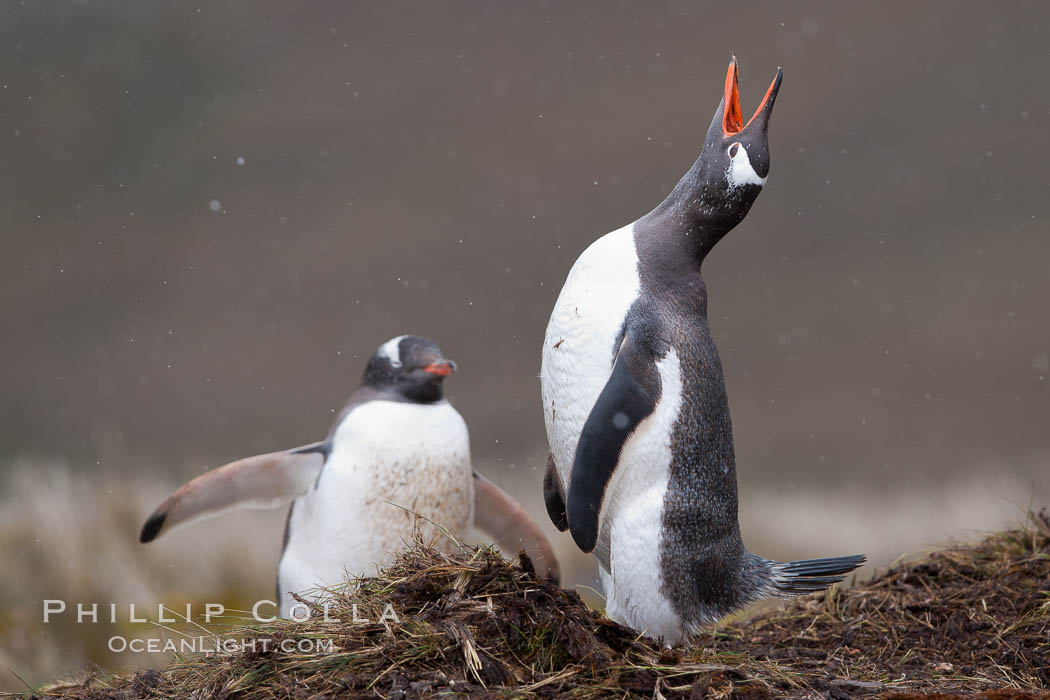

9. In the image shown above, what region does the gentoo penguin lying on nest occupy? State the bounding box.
[540,57,864,645]
[141,335,559,616]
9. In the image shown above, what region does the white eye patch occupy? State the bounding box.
[726,142,766,189]
[377,335,408,368]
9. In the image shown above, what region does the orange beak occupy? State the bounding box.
[423,359,456,377]
[722,56,782,138]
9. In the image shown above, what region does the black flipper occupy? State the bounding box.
[567,332,661,553]
[542,451,568,532]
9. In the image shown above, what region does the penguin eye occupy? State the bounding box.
[390,359,403,369]
[728,143,741,158]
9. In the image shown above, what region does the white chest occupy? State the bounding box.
[600,349,684,642]
[541,223,692,641]
[540,224,642,485]
[278,400,473,613]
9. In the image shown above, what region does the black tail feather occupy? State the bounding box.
[772,553,866,596]
[778,554,868,576]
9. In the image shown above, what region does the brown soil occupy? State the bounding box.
[29,512,1050,699]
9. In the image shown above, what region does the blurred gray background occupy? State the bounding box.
[1,2,1049,683]
[6,0,1048,482]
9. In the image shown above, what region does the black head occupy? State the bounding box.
[362,335,456,403]
[643,57,782,260]
[698,57,782,231]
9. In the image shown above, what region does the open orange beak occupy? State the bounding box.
[423,359,456,377]
[722,56,782,138]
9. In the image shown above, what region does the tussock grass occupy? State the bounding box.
[28,512,1050,699]
[0,462,280,689]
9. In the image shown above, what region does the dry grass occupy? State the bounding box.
[23,512,1050,699]
[3,458,1043,693]
[0,462,281,689]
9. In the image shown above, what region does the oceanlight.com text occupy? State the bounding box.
[108,636,336,654]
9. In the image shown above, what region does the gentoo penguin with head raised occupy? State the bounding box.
[540,58,864,645]
[141,335,558,616]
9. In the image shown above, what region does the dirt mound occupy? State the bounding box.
[35,514,1050,699]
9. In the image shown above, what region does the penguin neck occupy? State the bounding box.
[397,382,445,404]
[355,381,445,405]
[635,157,750,267]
